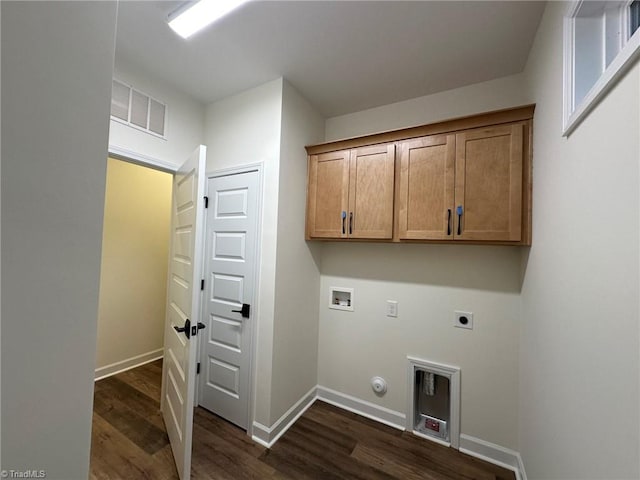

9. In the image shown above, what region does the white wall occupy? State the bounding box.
[204,79,326,428]
[1,2,117,477]
[95,159,172,377]
[318,74,529,450]
[109,57,205,170]
[325,73,527,141]
[270,81,325,422]
[319,245,522,448]
[203,79,283,426]
[519,2,640,478]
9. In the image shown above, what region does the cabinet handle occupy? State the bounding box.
[456,205,463,235]
[342,211,346,235]
[349,212,353,235]
[447,209,452,235]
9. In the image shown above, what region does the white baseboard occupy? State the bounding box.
[249,385,527,480]
[251,385,317,448]
[94,349,163,381]
[516,454,528,480]
[251,423,271,448]
[316,385,406,431]
[251,385,404,448]
[459,434,527,480]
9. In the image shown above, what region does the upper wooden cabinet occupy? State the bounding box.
[306,150,350,238]
[306,105,534,245]
[397,123,525,242]
[454,124,523,242]
[306,144,395,239]
[348,144,395,239]
[397,134,456,240]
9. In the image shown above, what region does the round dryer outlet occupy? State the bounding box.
[371,376,387,395]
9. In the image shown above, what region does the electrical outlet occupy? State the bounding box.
[454,311,473,329]
[386,300,398,317]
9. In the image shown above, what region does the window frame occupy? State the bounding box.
[563,0,640,136]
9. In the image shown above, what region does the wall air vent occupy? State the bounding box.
[110,79,167,138]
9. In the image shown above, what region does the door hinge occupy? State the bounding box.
[196,362,201,374]
[204,196,209,208]
[201,279,205,291]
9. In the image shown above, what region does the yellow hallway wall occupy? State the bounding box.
[95,158,172,375]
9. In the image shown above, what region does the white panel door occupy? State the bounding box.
[161,146,206,480]
[198,170,259,429]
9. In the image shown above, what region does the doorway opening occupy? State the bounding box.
[91,154,262,479]
[90,155,175,474]
[94,156,173,381]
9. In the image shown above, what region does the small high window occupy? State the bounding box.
[563,1,640,135]
[631,0,640,36]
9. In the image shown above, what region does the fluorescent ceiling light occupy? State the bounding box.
[168,0,249,39]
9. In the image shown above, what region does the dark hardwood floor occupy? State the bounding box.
[90,360,515,480]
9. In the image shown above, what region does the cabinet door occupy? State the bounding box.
[306,150,350,238]
[398,134,455,240]
[454,123,523,242]
[348,144,395,239]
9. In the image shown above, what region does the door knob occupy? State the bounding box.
[174,318,191,339]
[232,303,251,318]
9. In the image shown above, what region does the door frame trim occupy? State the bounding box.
[108,144,178,173]
[197,162,264,437]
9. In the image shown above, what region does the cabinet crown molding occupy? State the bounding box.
[305,104,535,156]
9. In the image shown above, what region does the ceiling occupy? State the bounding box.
[115,1,546,117]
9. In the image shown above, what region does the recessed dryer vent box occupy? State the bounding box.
[329,287,354,311]
[407,356,460,448]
